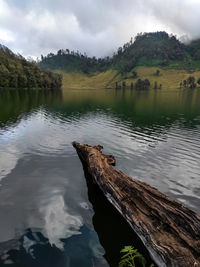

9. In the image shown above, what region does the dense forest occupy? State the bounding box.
[39,31,200,74]
[2,32,200,90]
[39,48,111,74]
[0,44,62,89]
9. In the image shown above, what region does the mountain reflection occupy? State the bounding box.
[0,173,155,267]
[0,88,199,267]
[0,226,106,267]
[1,88,200,130]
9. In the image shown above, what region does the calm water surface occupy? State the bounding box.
[0,88,200,266]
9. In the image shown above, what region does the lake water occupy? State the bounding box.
[0,88,200,267]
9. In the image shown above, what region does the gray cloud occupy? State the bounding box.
[0,0,200,58]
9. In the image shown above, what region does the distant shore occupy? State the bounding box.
[57,66,200,90]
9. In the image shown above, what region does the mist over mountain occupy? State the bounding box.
[38,31,200,74]
[1,0,200,58]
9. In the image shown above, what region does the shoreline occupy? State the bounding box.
[57,66,200,90]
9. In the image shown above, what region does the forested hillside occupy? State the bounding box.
[39,48,111,74]
[38,32,200,74]
[186,39,200,60]
[0,44,62,89]
[112,32,188,73]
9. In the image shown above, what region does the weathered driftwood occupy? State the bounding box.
[72,142,200,267]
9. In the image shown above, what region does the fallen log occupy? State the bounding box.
[72,142,200,267]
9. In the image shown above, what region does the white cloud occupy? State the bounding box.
[0,29,14,42]
[41,194,82,249]
[0,0,200,58]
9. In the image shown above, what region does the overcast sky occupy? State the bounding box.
[0,0,200,58]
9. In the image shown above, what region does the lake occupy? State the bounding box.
[0,88,200,267]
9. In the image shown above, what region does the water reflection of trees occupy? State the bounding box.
[1,88,200,132]
[0,90,63,127]
[0,228,65,267]
[0,171,157,267]
[0,226,105,267]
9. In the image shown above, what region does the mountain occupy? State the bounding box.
[39,49,110,74]
[38,31,200,75]
[0,45,62,89]
[186,39,200,60]
[112,32,188,73]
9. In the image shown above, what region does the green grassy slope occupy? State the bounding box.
[58,67,200,89]
[38,31,200,89]
[39,32,200,74]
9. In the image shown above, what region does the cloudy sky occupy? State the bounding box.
[0,0,200,58]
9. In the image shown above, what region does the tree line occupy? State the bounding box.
[180,76,200,89]
[39,49,111,74]
[116,78,151,90]
[0,46,62,89]
[38,31,200,75]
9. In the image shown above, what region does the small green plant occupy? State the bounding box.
[119,245,154,267]
[160,220,167,230]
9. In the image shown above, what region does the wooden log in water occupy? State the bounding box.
[72,142,200,267]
